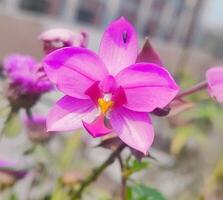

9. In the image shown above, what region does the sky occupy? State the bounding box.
[202,0,223,29]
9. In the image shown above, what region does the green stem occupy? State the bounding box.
[0,108,15,140]
[26,108,33,120]
[118,155,127,200]
[71,144,126,199]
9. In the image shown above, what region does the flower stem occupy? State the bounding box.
[71,144,126,199]
[0,108,15,140]
[175,81,208,99]
[26,108,33,120]
[118,155,127,200]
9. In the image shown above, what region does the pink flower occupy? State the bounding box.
[39,28,88,54]
[206,67,223,102]
[43,17,179,154]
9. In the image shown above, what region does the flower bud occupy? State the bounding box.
[0,160,27,188]
[39,28,88,54]
[61,170,82,186]
[206,67,223,102]
[24,115,55,143]
[3,54,52,110]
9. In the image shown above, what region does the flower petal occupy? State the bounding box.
[99,17,138,75]
[83,114,112,137]
[110,107,154,154]
[47,95,96,132]
[206,67,223,102]
[115,63,179,112]
[136,37,163,66]
[43,47,108,87]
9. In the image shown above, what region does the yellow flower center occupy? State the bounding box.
[98,98,113,114]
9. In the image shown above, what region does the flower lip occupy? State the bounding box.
[82,114,112,137]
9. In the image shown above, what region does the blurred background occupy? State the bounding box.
[0,0,223,71]
[0,0,223,200]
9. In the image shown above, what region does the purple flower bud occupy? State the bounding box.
[3,54,52,109]
[0,160,28,188]
[39,28,88,54]
[24,115,56,143]
[206,67,223,102]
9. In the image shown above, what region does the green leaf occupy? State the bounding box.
[3,111,21,137]
[131,160,149,172]
[127,184,167,200]
[124,160,150,177]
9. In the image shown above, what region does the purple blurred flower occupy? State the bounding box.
[3,54,52,109]
[206,67,223,102]
[39,28,88,54]
[43,17,179,154]
[0,160,27,187]
[24,115,55,143]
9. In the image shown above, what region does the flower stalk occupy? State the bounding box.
[175,81,208,99]
[118,155,128,200]
[71,144,126,199]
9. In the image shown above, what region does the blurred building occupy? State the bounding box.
[1,0,205,47]
[0,0,221,73]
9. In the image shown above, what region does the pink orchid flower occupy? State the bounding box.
[206,67,223,102]
[43,17,179,154]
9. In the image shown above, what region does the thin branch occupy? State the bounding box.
[175,81,208,99]
[71,144,126,199]
[26,108,33,120]
[118,155,127,200]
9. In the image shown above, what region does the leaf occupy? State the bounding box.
[127,184,167,200]
[131,160,150,172]
[3,111,21,138]
[124,159,150,177]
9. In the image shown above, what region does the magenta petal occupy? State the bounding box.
[47,95,96,132]
[112,87,127,108]
[83,115,112,137]
[43,47,108,96]
[85,81,102,104]
[0,160,17,169]
[110,107,154,154]
[57,67,94,99]
[115,63,179,112]
[99,17,138,75]
[136,38,163,66]
[206,67,223,102]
